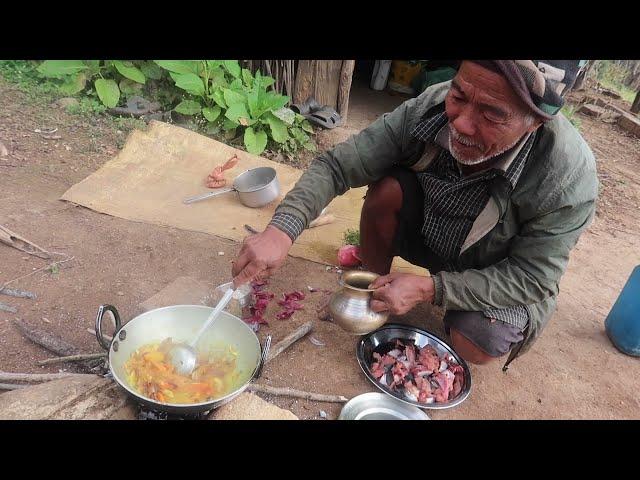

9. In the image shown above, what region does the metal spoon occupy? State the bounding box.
[167,287,235,376]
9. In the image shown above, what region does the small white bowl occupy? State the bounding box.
[338,392,430,420]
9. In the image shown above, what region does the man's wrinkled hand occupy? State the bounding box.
[369,273,435,315]
[231,226,292,287]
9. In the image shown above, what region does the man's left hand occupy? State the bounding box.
[369,273,435,315]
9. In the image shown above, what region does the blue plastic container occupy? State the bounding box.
[605,265,640,356]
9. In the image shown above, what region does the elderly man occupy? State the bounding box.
[232,60,598,370]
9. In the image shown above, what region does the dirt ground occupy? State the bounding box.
[0,78,638,420]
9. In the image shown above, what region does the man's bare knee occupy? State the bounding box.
[450,328,498,365]
[363,176,403,214]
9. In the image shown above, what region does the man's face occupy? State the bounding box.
[444,61,542,165]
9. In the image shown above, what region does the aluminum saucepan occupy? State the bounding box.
[183,166,280,208]
[95,304,270,415]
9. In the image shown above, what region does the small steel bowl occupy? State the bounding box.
[356,324,472,410]
[339,392,430,420]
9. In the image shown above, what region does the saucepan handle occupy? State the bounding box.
[95,304,122,351]
[183,187,235,205]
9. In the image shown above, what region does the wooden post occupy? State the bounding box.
[337,60,356,124]
[293,60,354,119]
[293,60,316,106]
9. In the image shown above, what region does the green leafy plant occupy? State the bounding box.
[35,60,160,108]
[342,229,360,246]
[155,60,316,155]
[595,61,637,103]
[0,60,61,100]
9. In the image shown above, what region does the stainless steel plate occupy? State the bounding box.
[356,324,472,410]
[338,392,430,420]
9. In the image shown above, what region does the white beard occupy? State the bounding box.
[448,124,521,166]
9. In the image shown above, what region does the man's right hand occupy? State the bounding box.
[231,226,293,287]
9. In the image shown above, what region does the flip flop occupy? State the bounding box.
[306,106,342,129]
[290,96,321,116]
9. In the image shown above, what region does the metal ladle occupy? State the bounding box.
[167,287,235,376]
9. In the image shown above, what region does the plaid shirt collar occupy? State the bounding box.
[411,110,536,189]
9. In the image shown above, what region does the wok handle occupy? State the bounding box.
[183,187,234,205]
[95,304,122,351]
[253,335,272,380]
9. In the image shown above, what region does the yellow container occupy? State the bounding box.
[388,60,422,93]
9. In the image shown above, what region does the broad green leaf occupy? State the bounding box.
[206,60,223,70]
[241,68,253,87]
[174,100,202,115]
[230,78,244,91]
[85,60,102,75]
[300,120,314,133]
[223,60,241,78]
[244,127,267,155]
[202,106,221,122]
[225,103,250,123]
[59,72,88,95]
[119,78,143,95]
[37,60,87,78]
[223,118,239,131]
[113,60,146,84]
[211,88,227,108]
[247,87,260,118]
[223,88,245,107]
[94,78,120,108]
[302,141,317,152]
[273,107,296,125]
[258,76,275,88]
[209,67,227,88]
[140,61,163,80]
[291,127,309,143]
[265,114,289,143]
[295,113,306,123]
[170,72,205,96]
[266,93,289,111]
[154,60,199,74]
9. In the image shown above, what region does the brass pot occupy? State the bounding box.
[328,270,389,335]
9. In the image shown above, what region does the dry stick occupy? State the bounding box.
[0,383,29,390]
[0,371,92,383]
[0,224,51,259]
[266,321,314,364]
[86,327,113,343]
[0,256,74,291]
[247,384,348,403]
[13,318,80,357]
[0,287,36,299]
[0,302,17,313]
[14,319,103,371]
[263,60,272,78]
[37,353,107,366]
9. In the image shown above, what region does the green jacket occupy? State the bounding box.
[275,81,599,369]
